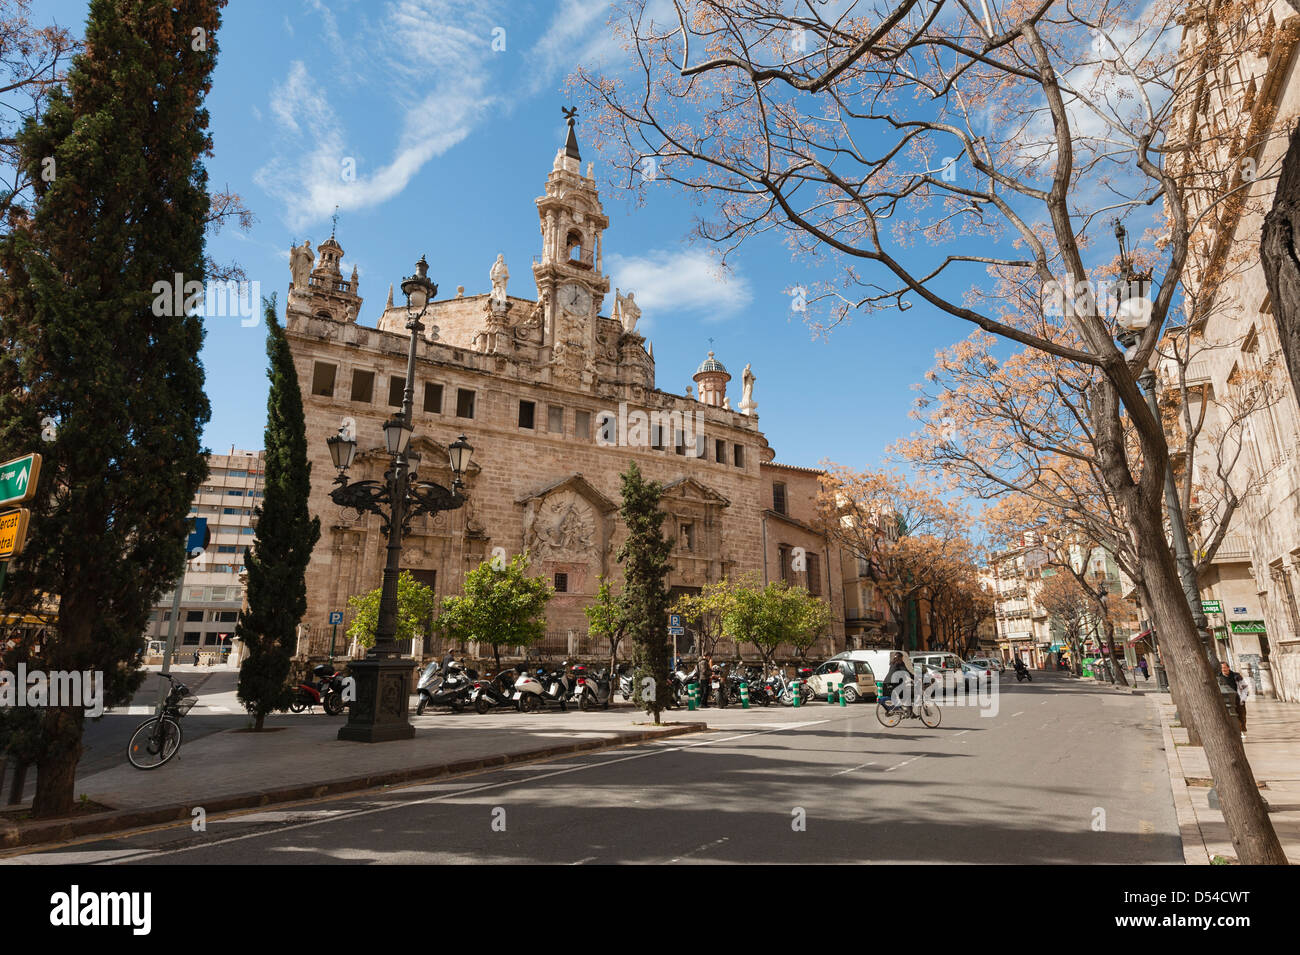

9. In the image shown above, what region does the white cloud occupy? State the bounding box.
[255,1,500,231]
[607,249,753,323]
[526,0,624,94]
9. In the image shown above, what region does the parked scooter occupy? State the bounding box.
[290,664,346,715]
[572,663,612,710]
[617,664,637,702]
[470,669,518,714]
[415,659,475,714]
[515,665,569,712]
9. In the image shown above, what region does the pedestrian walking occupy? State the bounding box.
[192,650,200,666]
[1137,657,1149,681]
[1219,661,1249,737]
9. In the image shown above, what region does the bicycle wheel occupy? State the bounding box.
[127,716,183,770]
[920,701,942,728]
[876,701,902,727]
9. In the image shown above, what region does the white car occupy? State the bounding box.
[967,656,1003,673]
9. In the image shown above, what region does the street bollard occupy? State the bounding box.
[827,681,838,705]
[792,679,802,707]
[839,683,848,707]
[688,682,698,711]
[740,681,750,708]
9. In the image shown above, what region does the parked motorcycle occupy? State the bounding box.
[290,664,346,715]
[617,664,637,702]
[572,663,612,710]
[415,659,475,714]
[726,664,770,706]
[470,669,518,714]
[779,666,816,706]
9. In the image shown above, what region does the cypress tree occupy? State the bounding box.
[237,299,321,730]
[617,463,673,724]
[0,0,222,816]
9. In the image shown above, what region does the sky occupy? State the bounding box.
[39,0,1051,473]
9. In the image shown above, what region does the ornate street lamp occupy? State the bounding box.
[326,256,476,743]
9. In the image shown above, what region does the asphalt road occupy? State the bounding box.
[3,673,1181,864]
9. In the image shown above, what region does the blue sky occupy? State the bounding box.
[45,0,999,472]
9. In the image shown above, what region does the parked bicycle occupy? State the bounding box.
[127,672,198,770]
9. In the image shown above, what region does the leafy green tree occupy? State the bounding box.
[0,0,222,816]
[728,581,831,669]
[617,463,673,724]
[438,552,551,669]
[346,571,437,652]
[585,575,627,676]
[672,578,738,658]
[236,299,321,730]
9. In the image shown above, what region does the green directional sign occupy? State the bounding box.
[0,453,40,507]
[1201,599,1223,614]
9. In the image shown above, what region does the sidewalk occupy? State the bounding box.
[1152,693,1300,864]
[0,706,708,851]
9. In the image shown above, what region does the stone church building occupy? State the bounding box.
[283,119,848,657]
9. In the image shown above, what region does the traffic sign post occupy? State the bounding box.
[329,611,343,658]
[0,453,40,507]
[0,508,31,560]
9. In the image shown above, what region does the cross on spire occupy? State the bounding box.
[562,105,581,161]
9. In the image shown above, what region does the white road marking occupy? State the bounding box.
[570,856,597,865]
[954,730,970,736]
[67,722,824,864]
[670,836,729,863]
[1040,700,1048,705]
[1012,711,1024,717]
[832,761,877,776]
[885,755,923,773]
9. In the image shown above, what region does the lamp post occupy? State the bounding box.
[326,256,475,743]
[1112,221,1229,718]
[1095,578,1114,683]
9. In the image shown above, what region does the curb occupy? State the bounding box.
[1149,695,1211,865]
[0,722,707,852]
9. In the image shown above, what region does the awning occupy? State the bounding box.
[1127,628,1154,646]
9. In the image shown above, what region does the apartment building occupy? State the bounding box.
[143,448,264,659]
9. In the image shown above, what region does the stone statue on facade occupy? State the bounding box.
[290,240,314,289]
[738,363,757,415]
[490,253,509,307]
[615,288,640,334]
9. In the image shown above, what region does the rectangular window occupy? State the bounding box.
[350,369,374,403]
[182,632,202,646]
[597,412,616,445]
[216,611,238,623]
[554,573,568,593]
[225,489,243,497]
[674,429,685,455]
[548,405,564,434]
[807,553,821,595]
[651,423,665,451]
[518,400,536,430]
[773,482,787,515]
[423,382,443,414]
[456,388,476,419]
[388,376,405,408]
[217,545,237,554]
[778,545,792,584]
[575,410,591,440]
[715,439,725,463]
[734,444,745,468]
[311,362,336,397]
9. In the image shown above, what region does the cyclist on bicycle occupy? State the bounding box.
[883,652,915,709]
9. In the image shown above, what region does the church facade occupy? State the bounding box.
[282,119,845,656]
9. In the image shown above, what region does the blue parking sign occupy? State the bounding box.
[329,611,343,625]
[668,613,682,629]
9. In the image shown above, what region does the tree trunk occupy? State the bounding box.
[31,706,84,817]
[1131,496,1286,863]
[1261,122,1300,405]
[1104,617,1129,687]
[254,711,266,732]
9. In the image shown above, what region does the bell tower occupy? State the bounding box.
[533,107,610,385]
